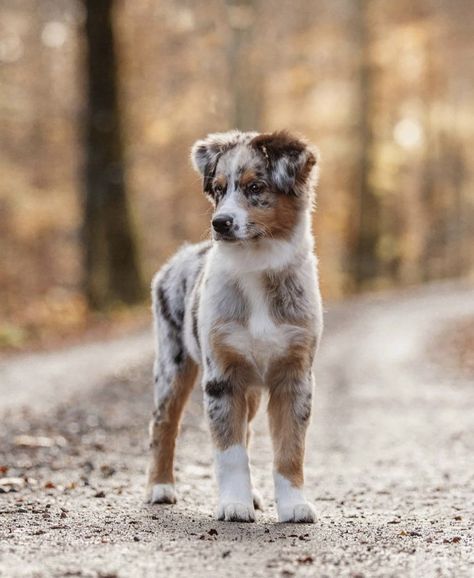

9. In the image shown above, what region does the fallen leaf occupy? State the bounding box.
[450,536,461,543]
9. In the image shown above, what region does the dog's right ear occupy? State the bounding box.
[191,131,241,195]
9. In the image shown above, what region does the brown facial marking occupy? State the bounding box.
[247,193,301,240]
[239,169,259,189]
[211,174,228,203]
[147,359,198,490]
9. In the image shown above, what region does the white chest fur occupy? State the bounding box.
[239,274,276,338]
[233,273,291,377]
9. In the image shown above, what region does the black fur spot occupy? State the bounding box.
[157,285,181,332]
[175,307,185,326]
[205,378,232,398]
[192,303,200,349]
[174,348,184,366]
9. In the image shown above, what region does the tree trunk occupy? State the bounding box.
[83,0,143,309]
[225,0,262,131]
[352,0,381,289]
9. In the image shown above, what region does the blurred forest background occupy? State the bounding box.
[0,0,473,351]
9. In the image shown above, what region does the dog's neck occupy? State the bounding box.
[210,210,314,275]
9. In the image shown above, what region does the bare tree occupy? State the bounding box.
[83,0,143,309]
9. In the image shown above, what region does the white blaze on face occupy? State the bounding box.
[215,190,248,238]
[213,145,255,239]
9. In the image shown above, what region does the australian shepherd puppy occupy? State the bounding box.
[146,130,323,523]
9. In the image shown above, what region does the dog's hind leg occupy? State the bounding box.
[146,358,197,504]
[146,271,198,505]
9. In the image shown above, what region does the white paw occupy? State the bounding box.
[278,501,316,523]
[148,483,177,504]
[252,489,264,511]
[217,502,256,522]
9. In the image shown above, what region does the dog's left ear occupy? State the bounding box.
[251,131,319,195]
[191,131,242,195]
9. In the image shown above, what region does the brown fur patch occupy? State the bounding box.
[147,359,198,488]
[268,387,307,487]
[266,337,315,487]
[248,193,300,240]
[210,322,255,385]
[213,174,227,189]
[250,131,317,197]
[239,169,259,188]
[251,130,307,157]
[266,332,316,389]
[246,388,262,447]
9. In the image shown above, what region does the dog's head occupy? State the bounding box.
[191,130,319,243]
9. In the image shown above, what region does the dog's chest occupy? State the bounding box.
[237,275,289,372]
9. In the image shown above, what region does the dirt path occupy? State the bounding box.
[1,282,473,577]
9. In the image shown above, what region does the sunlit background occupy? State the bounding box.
[1,0,473,350]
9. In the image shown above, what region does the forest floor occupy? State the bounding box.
[0,282,473,578]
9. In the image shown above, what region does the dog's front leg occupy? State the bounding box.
[268,371,316,523]
[204,375,255,522]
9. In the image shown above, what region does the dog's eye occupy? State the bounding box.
[213,183,224,196]
[247,182,262,194]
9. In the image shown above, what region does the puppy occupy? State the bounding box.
[146,130,323,523]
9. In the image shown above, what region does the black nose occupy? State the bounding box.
[212,214,234,234]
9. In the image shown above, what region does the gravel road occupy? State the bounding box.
[0,282,473,577]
